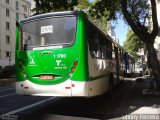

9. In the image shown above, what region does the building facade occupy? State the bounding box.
[0,0,31,68]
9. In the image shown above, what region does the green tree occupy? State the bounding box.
[33,0,108,30]
[76,0,90,9]
[123,29,143,60]
[33,0,78,14]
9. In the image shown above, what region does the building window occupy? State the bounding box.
[6,35,10,44]
[6,22,10,30]
[6,0,9,4]
[22,5,27,12]
[6,9,9,17]
[16,13,19,21]
[6,51,11,57]
[16,1,19,10]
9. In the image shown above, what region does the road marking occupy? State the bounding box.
[2,97,56,115]
[0,88,14,92]
[0,93,15,98]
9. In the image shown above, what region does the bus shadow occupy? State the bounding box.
[19,78,160,120]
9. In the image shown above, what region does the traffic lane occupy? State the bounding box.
[0,93,54,115]
[0,88,15,96]
[0,87,14,93]
[14,97,98,120]
[0,85,15,97]
[2,97,65,120]
[0,85,15,92]
[16,80,135,120]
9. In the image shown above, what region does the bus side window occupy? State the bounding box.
[103,38,112,60]
[101,37,107,58]
[101,45,107,58]
[95,33,102,58]
[112,43,115,60]
[88,24,100,58]
[107,39,112,60]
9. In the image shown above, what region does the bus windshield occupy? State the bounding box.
[21,16,77,49]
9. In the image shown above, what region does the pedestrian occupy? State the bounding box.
[149,69,156,90]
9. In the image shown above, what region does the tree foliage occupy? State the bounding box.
[76,0,90,9]
[124,29,143,53]
[33,0,78,14]
[90,0,158,43]
[89,0,120,20]
[33,0,92,14]
[33,0,108,30]
[123,29,143,60]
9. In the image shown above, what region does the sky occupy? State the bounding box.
[27,0,128,46]
[113,17,129,46]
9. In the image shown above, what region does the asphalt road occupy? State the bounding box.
[0,78,157,120]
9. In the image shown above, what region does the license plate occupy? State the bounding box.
[40,75,53,80]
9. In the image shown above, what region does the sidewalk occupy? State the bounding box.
[121,75,160,120]
[0,78,15,87]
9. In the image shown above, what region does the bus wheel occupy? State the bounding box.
[109,74,114,95]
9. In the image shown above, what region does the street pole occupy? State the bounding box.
[141,55,144,76]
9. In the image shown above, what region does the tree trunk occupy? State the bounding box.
[35,0,40,15]
[146,42,160,91]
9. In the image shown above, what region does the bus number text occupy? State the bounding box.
[54,54,66,59]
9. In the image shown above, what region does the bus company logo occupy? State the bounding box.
[30,58,35,65]
[56,60,61,66]
[41,25,53,34]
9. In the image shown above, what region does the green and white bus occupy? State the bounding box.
[16,11,128,97]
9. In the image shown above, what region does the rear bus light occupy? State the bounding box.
[74,61,78,66]
[69,60,78,77]
[71,67,76,72]
[72,60,78,72]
